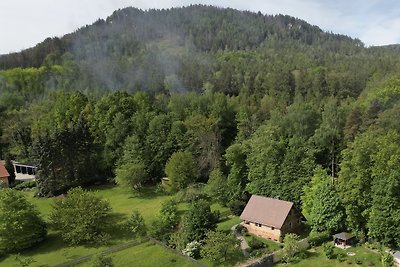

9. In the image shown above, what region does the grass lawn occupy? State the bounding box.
[275,244,382,267]
[0,186,176,267]
[0,185,242,267]
[20,186,175,222]
[77,242,199,267]
[0,232,108,267]
[216,215,241,231]
[244,233,282,253]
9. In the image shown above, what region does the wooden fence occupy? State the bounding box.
[53,237,208,267]
[53,238,149,267]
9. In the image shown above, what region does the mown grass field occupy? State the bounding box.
[275,245,382,267]
[77,241,199,267]
[0,186,242,267]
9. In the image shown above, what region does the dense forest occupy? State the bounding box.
[0,5,399,250]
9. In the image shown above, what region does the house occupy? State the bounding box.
[333,232,356,249]
[240,195,302,242]
[0,164,10,188]
[13,162,36,182]
[394,251,400,267]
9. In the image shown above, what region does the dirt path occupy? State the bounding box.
[231,224,250,257]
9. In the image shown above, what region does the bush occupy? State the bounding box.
[14,180,36,190]
[126,210,147,238]
[227,199,246,216]
[337,252,346,262]
[235,224,248,235]
[149,200,179,242]
[322,242,335,259]
[282,234,301,263]
[175,184,208,202]
[90,254,114,267]
[182,241,201,259]
[381,252,393,267]
[249,249,265,258]
[297,251,309,260]
[155,183,167,195]
[248,237,265,250]
[308,230,330,246]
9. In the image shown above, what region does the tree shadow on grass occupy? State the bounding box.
[295,249,319,262]
[128,187,171,199]
[102,212,132,244]
[3,233,68,259]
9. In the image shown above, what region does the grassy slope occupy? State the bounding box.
[275,245,382,267]
[77,242,198,267]
[0,186,175,267]
[0,186,242,267]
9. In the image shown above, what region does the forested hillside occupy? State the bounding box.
[0,5,399,250]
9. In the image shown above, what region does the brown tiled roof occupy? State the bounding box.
[0,164,10,178]
[240,195,293,229]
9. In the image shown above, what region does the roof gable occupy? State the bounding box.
[0,164,10,178]
[240,195,294,229]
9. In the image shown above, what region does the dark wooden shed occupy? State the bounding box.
[333,232,355,247]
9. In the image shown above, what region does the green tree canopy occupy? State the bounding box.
[165,151,198,191]
[50,187,112,245]
[0,189,47,254]
[200,231,240,262]
[181,200,218,243]
[302,167,345,233]
[205,168,228,204]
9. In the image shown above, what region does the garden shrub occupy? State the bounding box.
[182,241,201,259]
[174,183,208,202]
[227,199,246,216]
[322,242,336,259]
[90,254,114,267]
[308,230,330,246]
[337,251,346,262]
[14,180,36,190]
[235,224,247,235]
[248,237,265,250]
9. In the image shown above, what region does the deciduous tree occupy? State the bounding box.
[0,189,47,254]
[50,187,112,245]
[200,231,240,262]
[165,151,198,191]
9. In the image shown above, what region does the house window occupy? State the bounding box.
[271,227,275,230]
[256,223,262,227]
[244,221,249,225]
[289,222,292,228]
